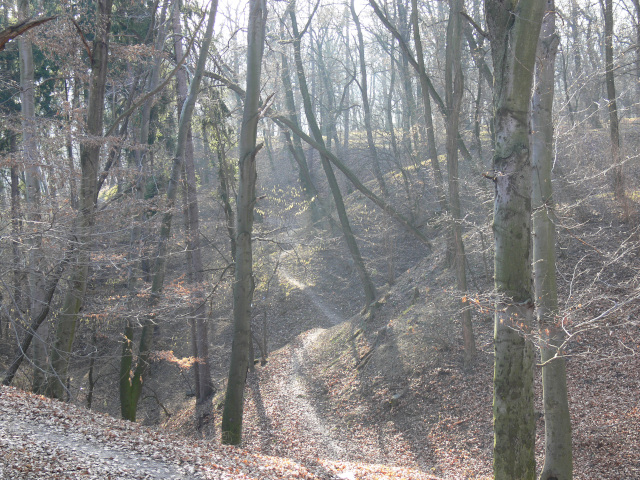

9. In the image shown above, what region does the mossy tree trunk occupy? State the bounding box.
[532,3,573,479]
[221,0,267,446]
[485,0,544,478]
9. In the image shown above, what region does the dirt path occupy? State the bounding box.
[278,260,344,328]
[243,262,357,473]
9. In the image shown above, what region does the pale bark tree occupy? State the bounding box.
[350,0,387,197]
[410,0,447,213]
[176,0,215,406]
[531,3,573,479]
[369,0,447,213]
[221,0,267,446]
[485,0,544,478]
[46,0,114,400]
[278,20,322,221]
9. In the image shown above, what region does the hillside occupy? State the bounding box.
[0,385,442,479]
[3,143,640,478]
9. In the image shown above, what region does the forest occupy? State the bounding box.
[0,0,639,479]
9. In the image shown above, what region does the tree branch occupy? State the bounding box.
[0,16,56,52]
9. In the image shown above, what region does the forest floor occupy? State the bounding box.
[2,186,640,478]
[172,211,640,480]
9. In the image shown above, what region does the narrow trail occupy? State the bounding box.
[245,258,358,473]
[278,265,344,327]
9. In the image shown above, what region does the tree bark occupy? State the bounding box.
[3,253,70,387]
[410,0,447,213]
[221,0,267,446]
[445,0,476,364]
[18,0,48,393]
[485,0,544,478]
[351,0,387,197]
[172,0,214,405]
[46,0,113,400]
[120,0,218,421]
[288,3,376,307]
[278,21,322,221]
[532,3,573,479]
[120,0,170,422]
[603,0,625,206]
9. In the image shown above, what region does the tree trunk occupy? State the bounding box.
[46,0,113,400]
[120,0,170,422]
[210,121,237,261]
[221,0,267,446]
[279,22,322,221]
[172,0,214,404]
[532,3,573,479]
[445,0,475,364]
[289,3,376,307]
[120,0,218,421]
[633,0,640,117]
[10,161,23,322]
[485,0,544,478]
[603,0,625,207]
[18,0,48,393]
[3,253,69,387]
[351,0,387,197]
[411,0,447,214]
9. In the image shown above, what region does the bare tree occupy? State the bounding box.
[46,0,114,400]
[445,0,475,364]
[221,0,267,446]
[532,3,573,479]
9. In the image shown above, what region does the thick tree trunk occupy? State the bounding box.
[532,3,573,479]
[485,0,544,478]
[46,0,113,400]
[221,0,267,446]
[445,0,475,364]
